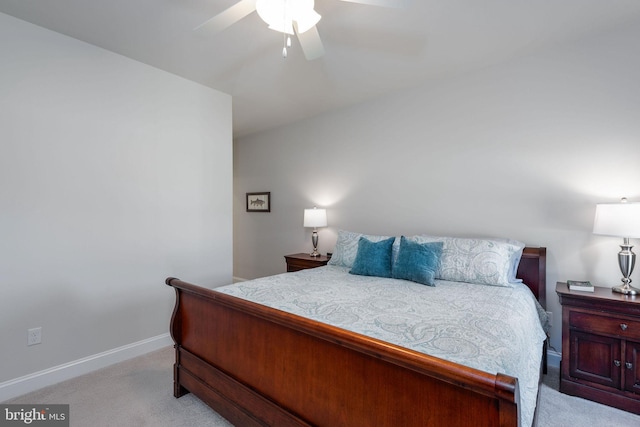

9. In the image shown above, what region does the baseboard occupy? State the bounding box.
[0,333,173,402]
[232,276,247,283]
[547,349,561,369]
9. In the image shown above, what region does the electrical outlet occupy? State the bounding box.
[27,327,41,346]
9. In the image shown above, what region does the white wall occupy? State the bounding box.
[0,13,232,388]
[234,19,640,362]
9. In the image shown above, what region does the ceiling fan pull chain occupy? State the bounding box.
[282,3,288,58]
[282,30,288,58]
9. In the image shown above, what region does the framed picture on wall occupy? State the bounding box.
[246,192,270,212]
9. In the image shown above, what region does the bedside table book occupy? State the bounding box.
[567,280,594,292]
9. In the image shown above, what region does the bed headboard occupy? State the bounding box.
[517,247,547,309]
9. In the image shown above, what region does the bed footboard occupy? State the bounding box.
[166,277,522,427]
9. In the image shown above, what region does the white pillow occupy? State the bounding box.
[411,235,525,287]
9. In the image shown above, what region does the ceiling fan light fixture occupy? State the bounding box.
[295,9,321,33]
[268,20,295,34]
[256,0,321,35]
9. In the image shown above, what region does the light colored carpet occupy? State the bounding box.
[5,346,640,426]
[538,367,640,427]
[5,347,232,427]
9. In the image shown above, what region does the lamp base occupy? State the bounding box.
[310,230,320,257]
[612,284,640,295]
[614,240,637,295]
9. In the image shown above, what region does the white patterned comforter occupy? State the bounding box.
[216,265,548,427]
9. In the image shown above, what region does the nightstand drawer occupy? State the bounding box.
[570,311,640,339]
[287,259,317,271]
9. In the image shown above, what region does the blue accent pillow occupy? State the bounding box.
[328,230,398,268]
[392,236,443,286]
[349,236,396,278]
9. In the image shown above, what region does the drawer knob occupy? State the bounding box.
[614,360,621,367]
[620,323,628,331]
[626,362,633,369]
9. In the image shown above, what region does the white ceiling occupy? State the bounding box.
[2,0,640,138]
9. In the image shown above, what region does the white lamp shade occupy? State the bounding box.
[593,201,640,238]
[303,208,327,228]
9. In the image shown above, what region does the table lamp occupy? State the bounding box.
[593,197,640,295]
[303,207,327,257]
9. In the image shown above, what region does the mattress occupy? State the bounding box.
[216,265,548,427]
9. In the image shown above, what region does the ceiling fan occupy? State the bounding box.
[195,0,405,60]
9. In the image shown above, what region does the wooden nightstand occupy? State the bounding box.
[284,253,330,272]
[556,282,640,414]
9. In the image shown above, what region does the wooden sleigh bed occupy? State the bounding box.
[166,246,546,427]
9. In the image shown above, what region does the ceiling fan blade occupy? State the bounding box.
[294,24,325,61]
[338,0,407,8]
[194,0,257,32]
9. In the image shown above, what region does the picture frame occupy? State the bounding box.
[246,192,271,212]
